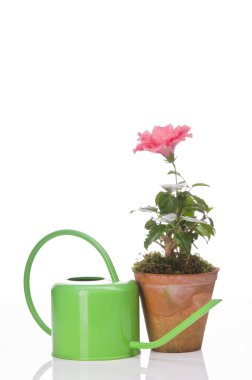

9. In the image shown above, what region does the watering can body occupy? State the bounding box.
[24,229,221,361]
[52,279,139,360]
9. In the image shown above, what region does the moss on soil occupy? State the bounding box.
[132,252,215,275]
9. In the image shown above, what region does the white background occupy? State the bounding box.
[0,1,251,379]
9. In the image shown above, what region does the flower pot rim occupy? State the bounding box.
[134,267,219,277]
[134,267,219,285]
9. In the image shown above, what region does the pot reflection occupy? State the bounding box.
[33,351,208,380]
[146,351,209,380]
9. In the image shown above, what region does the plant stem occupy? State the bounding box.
[171,161,179,213]
[172,162,178,185]
[156,241,165,249]
[163,234,176,258]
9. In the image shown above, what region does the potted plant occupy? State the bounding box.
[132,124,219,353]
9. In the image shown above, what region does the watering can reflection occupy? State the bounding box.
[33,351,209,380]
[24,230,221,361]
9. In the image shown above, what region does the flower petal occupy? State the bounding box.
[133,124,192,157]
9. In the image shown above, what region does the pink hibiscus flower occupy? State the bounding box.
[133,124,192,158]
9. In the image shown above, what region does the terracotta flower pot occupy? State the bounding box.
[134,269,219,353]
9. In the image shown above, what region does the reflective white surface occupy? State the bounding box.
[33,351,209,380]
[1,299,252,379]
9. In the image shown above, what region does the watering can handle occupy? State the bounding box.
[23,229,119,336]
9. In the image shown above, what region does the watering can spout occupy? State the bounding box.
[129,299,222,350]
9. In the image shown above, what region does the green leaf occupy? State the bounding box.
[155,192,177,214]
[192,195,210,212]
[196,223,215,240]
[130,205,158,214]
[181,216,206,223]
[139,206,158,213]
[203,223,215,235]
[161,183,187,192]
[180,192,198,214]
[144,224,167,249]
[192,183,210,187]
[167,170,183,178]
[208,217,214,227]
[145,219,157,230]
[174,232,193,254]
[181,209,195,217]
[184,205,205,214]
[192,231,199,241]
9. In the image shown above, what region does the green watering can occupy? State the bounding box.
[24,229,221,361]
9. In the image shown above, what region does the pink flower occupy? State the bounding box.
[133,124,192,158]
